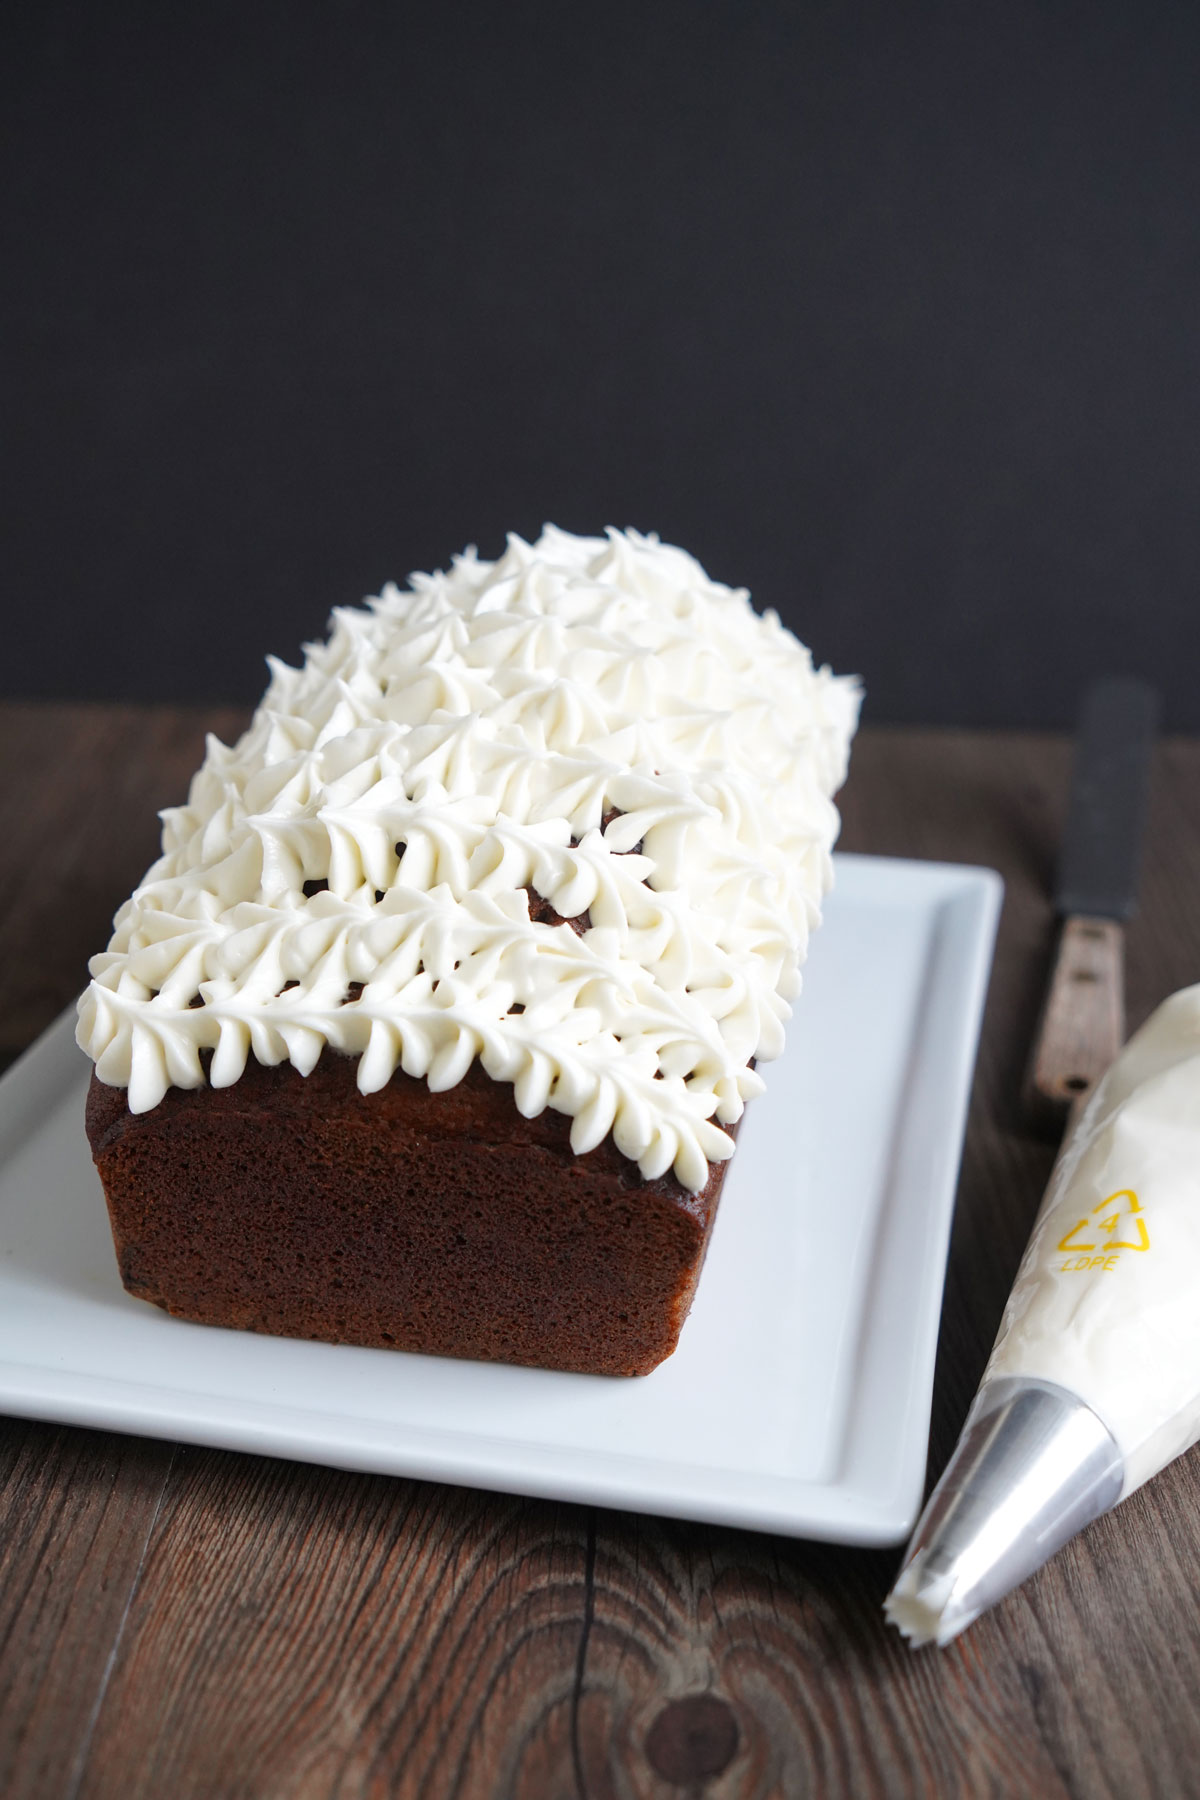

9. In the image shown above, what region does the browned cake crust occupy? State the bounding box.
[86,1056,733,1377]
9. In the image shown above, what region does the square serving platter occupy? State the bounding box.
[0,853,1000,1546]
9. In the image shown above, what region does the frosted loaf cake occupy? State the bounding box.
[79,528,860,1374]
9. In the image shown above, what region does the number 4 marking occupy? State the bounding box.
[1057,1190,1150,1255]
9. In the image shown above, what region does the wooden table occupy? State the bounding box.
[3,703,1199,1800]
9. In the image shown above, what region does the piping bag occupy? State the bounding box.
[886,984,1200,1647]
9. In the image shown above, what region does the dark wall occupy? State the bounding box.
[5,3,1199,727]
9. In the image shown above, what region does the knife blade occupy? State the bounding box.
[1025,677,1159,1135]
[1056,677,1160,919]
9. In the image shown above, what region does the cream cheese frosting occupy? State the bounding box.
[77,526,860,1190]
[985,984,1200,1494]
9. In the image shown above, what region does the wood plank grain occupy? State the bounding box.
[4,710,1200,1799]
[73,1453,593,1800]
[0,1420,175,1800]
[0,701,247,1068]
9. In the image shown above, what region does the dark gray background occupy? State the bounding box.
[4,2,1199,726]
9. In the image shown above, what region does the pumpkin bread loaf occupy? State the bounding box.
[79,527,858,1374]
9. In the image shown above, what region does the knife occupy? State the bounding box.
[1024,676,1159,1135]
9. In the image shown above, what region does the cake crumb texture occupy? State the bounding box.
[87,1053,728,1376]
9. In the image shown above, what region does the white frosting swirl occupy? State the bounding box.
[77,527,859,1190]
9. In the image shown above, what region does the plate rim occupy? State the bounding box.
[0,852,1002,1546]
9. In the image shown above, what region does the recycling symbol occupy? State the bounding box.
[1056,1189,1150,1256]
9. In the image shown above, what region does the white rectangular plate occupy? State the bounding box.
[0,853,1000,1545]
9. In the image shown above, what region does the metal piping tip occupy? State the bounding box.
[885,1376,1124,1648]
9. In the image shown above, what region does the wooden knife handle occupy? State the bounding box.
[1024,915,1125,1136]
